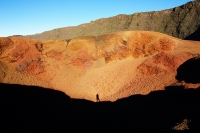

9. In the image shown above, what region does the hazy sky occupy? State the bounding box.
[0,0,191,37]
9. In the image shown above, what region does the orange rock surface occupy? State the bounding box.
[1,31,200,101]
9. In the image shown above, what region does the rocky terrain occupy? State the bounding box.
[24,0,200,41]
[1,31,200,102]
[1,1,200,131]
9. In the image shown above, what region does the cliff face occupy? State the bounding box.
[1,31,200,101]
[25,0,200,41]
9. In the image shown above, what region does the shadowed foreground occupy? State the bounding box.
[176,57,200,84]
[1,83,200,133]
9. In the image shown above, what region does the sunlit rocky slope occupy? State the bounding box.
[25,0,200,41]
[1,31,200,101]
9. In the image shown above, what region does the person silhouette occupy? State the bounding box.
[96,94,100,102]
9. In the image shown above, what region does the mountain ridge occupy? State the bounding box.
[24,0,200,41]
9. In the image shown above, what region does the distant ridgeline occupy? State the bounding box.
[8,35,23,38]
[24,0,200,41]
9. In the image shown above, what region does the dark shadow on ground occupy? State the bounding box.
[185,26,200,41]
[1,83,200,133]
[176,57,200,83]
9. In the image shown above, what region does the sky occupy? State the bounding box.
[0,0,192,37]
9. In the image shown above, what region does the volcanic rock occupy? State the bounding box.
[1,31,200,101]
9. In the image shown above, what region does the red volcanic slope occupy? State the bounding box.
[0,31,200,101]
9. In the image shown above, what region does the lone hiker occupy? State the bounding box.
[96,94,100,102]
